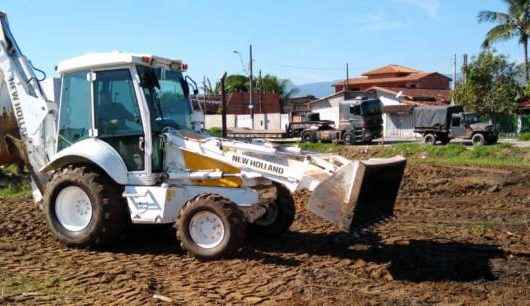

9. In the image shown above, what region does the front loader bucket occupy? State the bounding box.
[307,156,406,232]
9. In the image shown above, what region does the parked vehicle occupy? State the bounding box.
[301,98,383,144]
[285,115,335,139]
[413,106,498,146]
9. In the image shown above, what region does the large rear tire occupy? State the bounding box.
[249,183,296,237]
[43,166,128,248]
[177,194,247,260]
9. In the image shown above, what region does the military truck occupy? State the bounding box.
[413,105,498,146]
[300,97,383,145]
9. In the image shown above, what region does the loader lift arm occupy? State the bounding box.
[0,11,55,195]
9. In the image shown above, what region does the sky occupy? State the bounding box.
[0,0,522,85]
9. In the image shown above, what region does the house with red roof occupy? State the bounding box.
[334,65,451,92]
[333,65,453,138]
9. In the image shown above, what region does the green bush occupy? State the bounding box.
[519,132,530,141]
[207,127,222,137]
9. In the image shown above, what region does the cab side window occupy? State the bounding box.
[94,69,143,137]
[350,105,361,116]
[452,116,461,127]
[94,69,145,171]
[58,71,92,151]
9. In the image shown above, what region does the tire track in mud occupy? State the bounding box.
[0,164,529,305]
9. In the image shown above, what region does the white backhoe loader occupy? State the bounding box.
[0,11,406,259]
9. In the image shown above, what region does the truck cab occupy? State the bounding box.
[301,97,383,145]
[449,112,497,145]
[340,98,383,144]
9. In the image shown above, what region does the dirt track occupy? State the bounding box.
[1,163,529,305]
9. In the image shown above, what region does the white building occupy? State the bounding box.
[367,87,451,139]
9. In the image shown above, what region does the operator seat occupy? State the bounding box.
[96,91,135,134]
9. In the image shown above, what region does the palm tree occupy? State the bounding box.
[216,74,299,110]
[260,74,299,111]
[479,0,530,81]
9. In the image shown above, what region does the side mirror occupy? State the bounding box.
[185,75,199,97]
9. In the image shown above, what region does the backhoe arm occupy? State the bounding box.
[0,11,53,195]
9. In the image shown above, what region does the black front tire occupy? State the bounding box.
[43,166,128,248]
[249,183,296,237]
[177,194,247,260]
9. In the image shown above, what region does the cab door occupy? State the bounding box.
[450,114,465,138]
[93,69,146,172]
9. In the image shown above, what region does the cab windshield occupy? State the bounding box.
[361,100,382,116]
[464,113,482,124]
[137,65,192,131]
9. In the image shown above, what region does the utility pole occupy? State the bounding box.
[259,69,263,113]
[249,44,254,129]
[346,63,349,88]
[220,72,228,138]
[462,54,468,84]
[202,76,207,111]
[346,63,350,97]
[451,54,457,105]
[452,54,457,90]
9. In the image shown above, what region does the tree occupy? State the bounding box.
[479,0,530,81]
[224,74,250,93]
[215,74,298,107]
[259,74,299,109]
[452,51,522,116]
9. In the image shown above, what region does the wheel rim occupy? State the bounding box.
[55,186,93,232]
[189,211,225,249]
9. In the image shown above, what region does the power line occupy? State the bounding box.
[271,64,345,71]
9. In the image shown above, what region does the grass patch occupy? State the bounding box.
[0,166,31,200]
[0,183,31,200]
[0,269,83,302]
[300,142,530,169]
[298,142,342,153]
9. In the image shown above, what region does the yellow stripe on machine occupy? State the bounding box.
[181,150,242,188]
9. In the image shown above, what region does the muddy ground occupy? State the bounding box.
[0,162,529,305]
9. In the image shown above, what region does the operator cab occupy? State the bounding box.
[55,52,200,180]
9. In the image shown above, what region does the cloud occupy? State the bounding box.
[393,0,440,17]
[355,13,405,32]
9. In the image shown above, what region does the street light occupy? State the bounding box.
[232,46,254,128]
[232,50,247,74]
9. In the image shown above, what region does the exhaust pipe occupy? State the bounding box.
[307,156,406,232]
